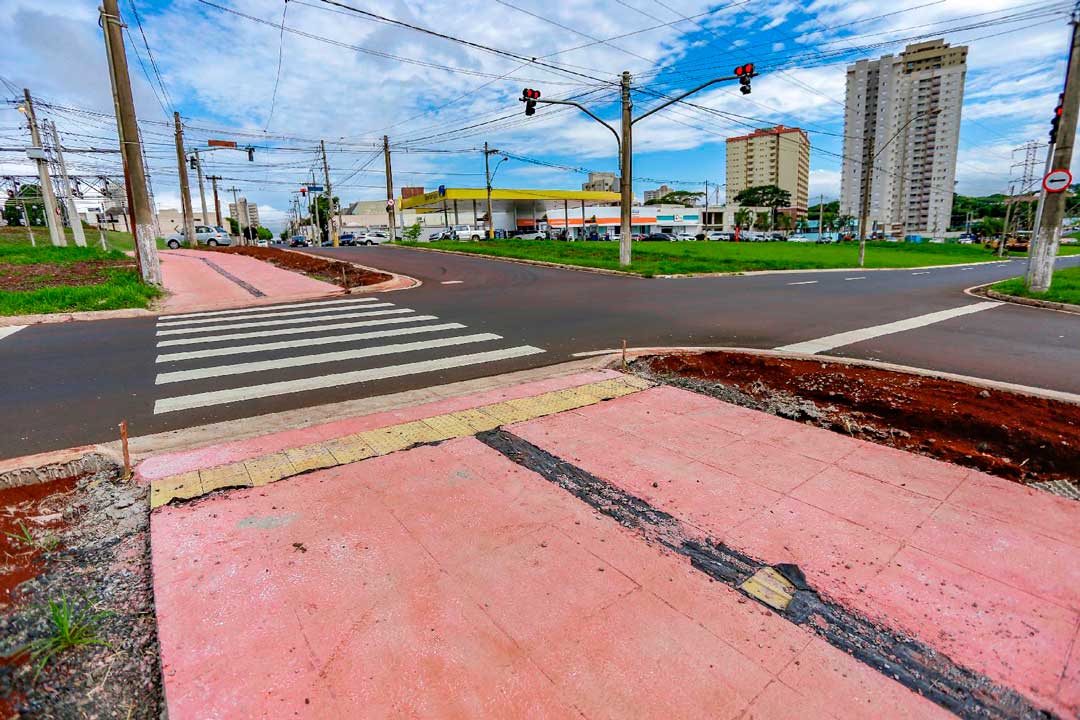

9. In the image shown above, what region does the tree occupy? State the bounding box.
[734,184,791,230]
[403,220,422,242]
[645,190,704,207]
[280,229,289,241]
[308,195,338,242]
[733,207,752,229]
[972,217,1003,238]
[754,212,770,231]
[226,217,265,240]
[256,226,272,240]
[776,214,793,231]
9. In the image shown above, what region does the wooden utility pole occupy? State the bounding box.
[47,120,86,246]
[1027,17,1080,292]
[619,71,633,266]
[483,141,495,239]
[818,193,825,241]
[21,90,64,246]
[320,140,337,247]
[207,175,223,227]
[173,112,198,248]
[100,0,160,283]
[227,187,244,243]
[194,149,208,226]
[384,135,396,239]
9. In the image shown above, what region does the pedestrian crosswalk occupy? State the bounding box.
[153,296,544,415]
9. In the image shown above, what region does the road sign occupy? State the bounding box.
[1043,169,1072,193]
[307,185,324,192]
[208,139,237,148]
[386,199,395,210]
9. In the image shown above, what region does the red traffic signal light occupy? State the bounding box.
[735,63,754,94]
[1051,92,1065,143]
[299,187,307,195]
[521,88,541,116]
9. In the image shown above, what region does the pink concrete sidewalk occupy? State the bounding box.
[147,374,1080,719]
[159,248,341,313]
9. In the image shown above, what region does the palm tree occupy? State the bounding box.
[734,184,791,231]
[734,207,752,229]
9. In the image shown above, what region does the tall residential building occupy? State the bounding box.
[228,197,260,228]
[725,125,810,214]
[643,184,672,203]
[840,40,967,238]
[582,172,618,193]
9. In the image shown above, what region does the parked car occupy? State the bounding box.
[786,234,813,243]
[515,230,547,240]
[339,232,357,246]
[674,232,696,241]
[288,235,309,247]
[643,232,675,242]
[707,231,734,241]
[255,239,269,247]
[355,231,390,246]
[425,229,453,241]
[452,224,485,240]
[164,224,231,249]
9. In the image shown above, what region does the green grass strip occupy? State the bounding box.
[991,266,1080,306]
[0,269,161,316]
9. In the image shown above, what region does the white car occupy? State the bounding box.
[255,239,269,247]
[165,224,231,249]
[357,231,390,246]
[787,234,814,243]
[515,230,547,240]
[452,224,485,240]
[674,232,696,241]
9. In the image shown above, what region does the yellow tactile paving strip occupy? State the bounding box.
[150,375,653,509]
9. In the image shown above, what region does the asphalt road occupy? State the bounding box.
[2,245,1078,460]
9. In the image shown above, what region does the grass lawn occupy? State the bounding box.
[400,239,1057,276]
[0,225,166,252]
[991,266,1080,306]
[0,242,161,316]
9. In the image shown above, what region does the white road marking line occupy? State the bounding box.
[158,301,393,327]
[157,315,439,347]
[156,322,467,363]
[0,325,26,342]
[440,280,464,285]
[159,296,380,321]
[845,277,866,281]
[787,280,819,286]
[775,301,1001,355]
[156,333,503,384]
[154,345,546,414]
[911,271,931,275]
[156,308,411,336]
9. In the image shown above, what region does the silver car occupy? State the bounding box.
[165,224,232,249]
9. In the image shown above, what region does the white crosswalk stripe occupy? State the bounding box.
[151,297,545,415]
[0,325,26,342]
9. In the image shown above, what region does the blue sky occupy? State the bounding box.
[0,0,1073,229]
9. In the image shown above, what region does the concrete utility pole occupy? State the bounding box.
[1027,17,1080,292]
[100,0,160,283]
[619,71,633,266]
[484,142,496,239]
[21,90,64,246]
[173,112,198,248]
[1000,184,1015,257]
[384,135,396,239]
[320,140,337,247]
[227,187,244,244]
[310,172,321,244]
[194,149,208,226]
[207,174,223,227]
[47,120,86,246]
[818,194,825,241]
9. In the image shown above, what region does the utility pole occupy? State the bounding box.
[227,187,244,244]
[1028,17,1080,292]
[484,141,496,239]
[47,120,86,246]
[384,135,396,240]
[619,71,633,266]
[818,194,825,241]
[207,175,223,227]
[100,0,160,283]
[310,172,321,244]
[21,90,64,246]
[320,140,337,247]
[173,112,198,248]
[194,149,208,226]
[1000,184,1015,257]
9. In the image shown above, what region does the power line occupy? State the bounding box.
[264,0,289,131]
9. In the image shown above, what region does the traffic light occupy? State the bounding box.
[299,187,307,197]
[189,155,198,170]
[246,146,255,161]
[1050,93,1064,144]
[521,88,541,116]
[735,63,755,95]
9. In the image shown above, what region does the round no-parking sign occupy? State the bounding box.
[1043,169,1072,193]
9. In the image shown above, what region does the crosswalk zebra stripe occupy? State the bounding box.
[0,325,26,342]
[156,315,440,347]
[159,296,380,321]
[153,345,546,414]
[155,333,503,384]
[157,298,388,327]
[155,322,467,363]
[155,308,411,336]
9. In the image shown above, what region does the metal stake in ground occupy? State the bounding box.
[119,420,131,482]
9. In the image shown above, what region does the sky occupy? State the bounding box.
[0,0,1074,231]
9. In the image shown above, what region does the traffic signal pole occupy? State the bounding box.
[173,112,198,249]
[321,140,337,247]
[207,175,223,227]
[523,66,751,266]
[1027,16,1080,292]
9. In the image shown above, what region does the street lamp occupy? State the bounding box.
[858,107,941,267]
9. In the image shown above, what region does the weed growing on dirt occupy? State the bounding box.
[23,595,112,680]
[2,520,59,551]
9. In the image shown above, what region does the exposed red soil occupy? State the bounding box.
[211,246,392,288]
[637,351,1080,487]
[0,478,76,608]
[0,260,134,292]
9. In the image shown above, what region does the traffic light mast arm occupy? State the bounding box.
[522,97,621,153]
[631,73,741,125]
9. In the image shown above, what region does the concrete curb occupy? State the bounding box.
[0,307,157,327]
[577,345,1080,406]
[0,445,121,490]
[284,246,421,292]
[393,243,1026,278]
[965,282,1080,316]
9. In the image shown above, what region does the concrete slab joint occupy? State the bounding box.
[145,374,654,508]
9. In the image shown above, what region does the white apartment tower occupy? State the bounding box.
[840,40,967,239]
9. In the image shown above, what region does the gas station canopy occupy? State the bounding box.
[400,187,619,211]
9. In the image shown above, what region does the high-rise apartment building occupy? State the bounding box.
[581,172,618,193]
[725,125,810,214]
[643,184,672,203]
[840,40,967,238]
[228,197,260,228]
